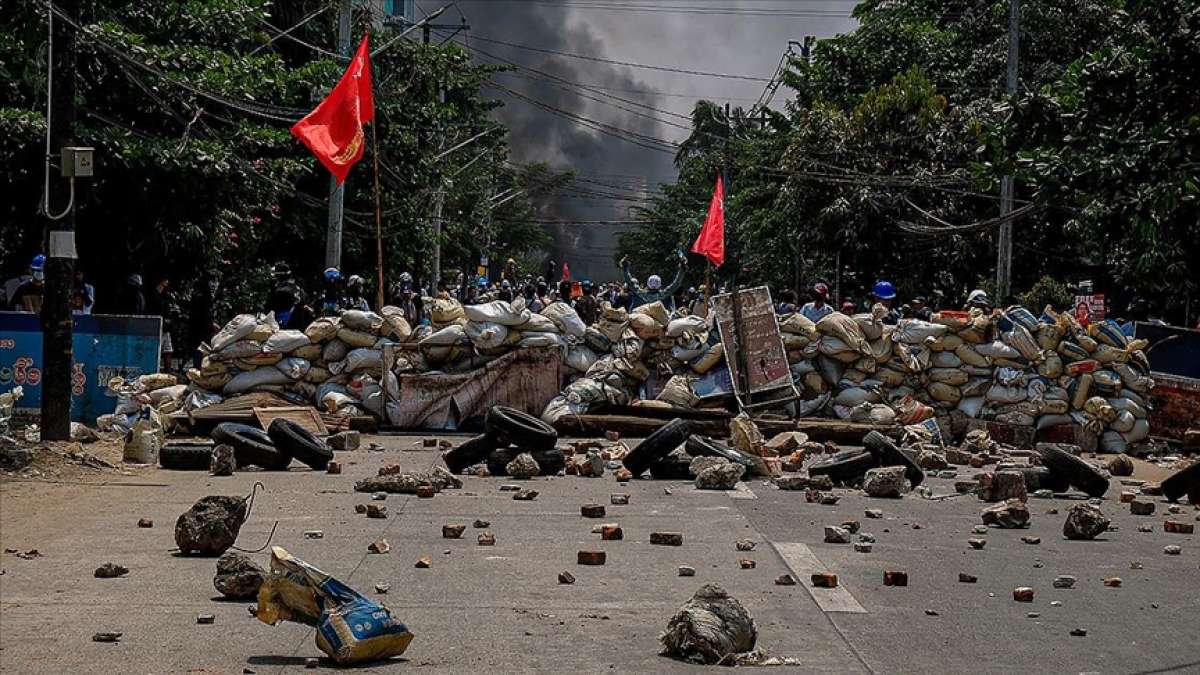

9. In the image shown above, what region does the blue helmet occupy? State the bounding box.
[30,254,47,270]
[323,267,341,282]
[873,280,897,300]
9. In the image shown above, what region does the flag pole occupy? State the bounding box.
[371,119,385,310]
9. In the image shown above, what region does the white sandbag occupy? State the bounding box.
[893,319,948,344]
[565,344,599,373]
[986,383,1027,404]
[340,310,385,333]
[323,339,349,363]
[931,351,962,369]
[819,336,861,363]
[465,301,530,327]
[379,307,413,341]
[611,331,645,361]
[955,344,990,368]
[692,342,724,374]
[976,340,1021,360]
[957,396,986,418]
[223,367,292,395]
[275,357,311,380]
[1003,324,1043,362]
[420,324,468,347]
[541,302,586,338]
[321,391,357,413]
[816,312,871,356]
[518,332,562,348]
[464,321,509,350]
[337,327,378,348]
[211,314,257,351]
[667,315,708,338]
[213,340,263,361]
[305,317,340,342]
[264,330,310,354]
[962,377,991,398]
[853,314,884,342]
[518,313,559,334]
[928,382,962,405]
[834,387,873,408]
[632,301,670,327]
[1121,419,1150,443]
[849,402,895,425]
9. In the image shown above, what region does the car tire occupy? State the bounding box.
[808,449,877,483]
[486,447,566,476]
[213,423,290,471]
[267,419,333,470]
[684,435,754,468]
[1161,461,1200,504]
[443,434,496,474]
[863,431,925,488]
[485,406,558,452]
[622,418,689,477]
[1036,443,1109,498]
[649,453,693,480]
[159,444,215,471]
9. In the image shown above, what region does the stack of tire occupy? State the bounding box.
[806,432,925,487]
[443,406,564,476]
[619,418,756,479]
[157,419,333,471]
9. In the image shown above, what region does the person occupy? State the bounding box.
[265,263,303,325]
[73,267,95,315]
[392,273,423,326]
[799,283,833,323]
[775,289,797,315]
[502,258,518,285]
[574,280,600,325]
[117,273,146,315]
[320,267,343,316]
[344,275,370,311]
[690,285,709,317]
[146,277,179,369]
[497,279,514,303]
[187,275,219,367]
[840,299,856,315]
[964,289,993,313]
[912,296,932,321]
[9,254,46,313]
[620,253,687,309]
[527,283,547,313]
[872,280,900,325]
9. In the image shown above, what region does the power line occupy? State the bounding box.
[454,1,856,18]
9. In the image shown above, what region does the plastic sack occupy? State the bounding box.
[276,357,311,380]
[264,330,310,354]
[893,319,948,345]
[420,324,467,347]
[379,307,413,341]
[464,321,509,350]
[256,546,413,665]
[986,383,1027,404]
[1099,431,1128,454]
[1004,306,1040,333]
[779,313,818,339]
[565,344,599,373]
[541,302,587,338]
[849,402,895,425]
[1121,419,1150,443]
[465,301,530,327]
[212,340,263,362]
[429,298,467,326]
[628,312,665,340]
[854,314,884,342]
[1003,324,1043,362]
[667,315,708,338]
[303,317,338,342]
[1109,396,1147,419]
[816,312,871,356]
[632,301,670,327]
[1068,374,1094,410]
[929,368,969,386]
[893,343,931,373]
[976,340,1020,360]
[1038,352,1063,378]
[339,310,384,333]
[517,313,559,334]
[815,355,846,386]
[223,368,292,395]
[833,387,873,408]
[611,330,645,361]
[517,332,562,348]
[211,314,258,351]
[337,327,378,349]
[344,348,382,375]
[955,344,990,368]
[819,336,861,363]
[1092,369,1122,393]
[1089,320,1128,349]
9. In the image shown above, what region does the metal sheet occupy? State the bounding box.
[712,287,793,401]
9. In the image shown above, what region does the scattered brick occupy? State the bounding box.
[883,570,908,587]
[577,550,607,565]
[558,571,576,584]
[811,573,839,588]
[368,538,390,554]
[650,532,683,546]
[581,504,606,518]
[775,574,797,586]
[415,485,436,498]
[442,524,466,539]
[600,525,624,541]
[1013,587,1035,602]
[477,532,496,546]
[610,493,630,505]
[415,556,432,569]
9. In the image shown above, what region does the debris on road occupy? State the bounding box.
[478,532,496,546]
[366,504,387,519]
[559,571,576,584]
[824,526,851,544]
[1163,520,1194,534]
[304,530,324,539]
[811,573,838,588]
[368,538,390,554]
[651,532,683,546]
[678,565,696,577]
[581,504,606,518]
[1104,577,1122,587]
[883,570,908,587]
[415,556,432,568]
[1063,503,1110,540]
[214,552,266,600]
[577,550,606,565]
[1164,545,1182,555]
[210,444,235,476]
[1053,575,1076,589]
[1013,587,1035,602]
[137,518,153,528]
[354,466,461,494]
[506,452,540,479]
[862,466,907,498]
[968,538,987,549]
[513,488,539,501]
[327,431,360,451]
[1130,500,1156,516]
[738,558,756,569]
[775,574,797,586]
[197,614,215,624]
[442,524,466,539]
[958,573,978,583]
[610,493,630,505]
[735,539,757,552]
[1021,536,1041,545]
[981,499,1031,529]
[694,461,745,490]
[92,632,122,643]
[473,519,490,528]
[600,525,623,540]
[94,563,129,578]
[326,461,342,474]
[174,495,249,556]
[660,584,757,665]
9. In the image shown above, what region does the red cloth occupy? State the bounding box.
[562,262,570,281]
[691,174,725,267]
[291,35,375,185]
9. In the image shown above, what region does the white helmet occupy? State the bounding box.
[967,289,990,305]
[647,274,662,290]
[348,274,365,287]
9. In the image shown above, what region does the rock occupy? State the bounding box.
[174,495,248,556]
[0,446,33,470]
[660,583,757,665]
[372,492,387,501]
[678,565,696,577]
[968,538,987,550]
[774,474,810,491]
[94,563,129,578]
[958,573,978,583]
[375,582,390,594]
[1021,536,1041,545]
[442,524,466,539]
[213,556,268,600]
[735,539,756,552]
[499,484,520,491]
[811,573,838,588]
[981,499,1031,529]
[1103,577,1121,587]
[858,533,876,543]
[1106,454,1134,477]
[473,519,490,528]
[600,525,623,540]
[512,489,539,501]
[819,493,840,505]
[972,525,989,534]
[1052,575,1076,589]
[209,444,235,476]
[1070,628,1088,637]
[1063,503,1110,540]
[605,430,620,441]
[1130,500,1155,516]
[305,657,319,668]
[810,475,834,491]
[367,538,390,554]
[1013,587,1035,602]
[197,614,215,624]
[366,504,388,519]
[354,504,367,514]
[558,571,576,584]
[689,455,729,477]
[737,558,756,569]
[775,574,797,586]
[862,466,907,498]
[415,556,432,569]
[477,532,496,546]
[577,450,606,478]
[304,530,324,539]
[614,467,633,482]
[730,414,767,456]
[955,480,978,494]
[824,526,851,544]
[327,431,360,451]
[916,450,949,471]
[356,468,461,494]
[1164,520,1195,534]
[781,451,807,472]
[1164,545,1182,555]
[695,462,745,490]
[978,470,1028,503]
[506,452,540,479]
[864,508,884,519]
[764,431,808,455]
[577,550,606,565]
[883,570,908,587]
[137,518,153,528]
[854,542,873,553]
[416,485,436,498]
[651,532,683,546]
[610,493,630,505]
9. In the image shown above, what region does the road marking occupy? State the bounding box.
[728,482,758,500]
[771,542,867,614]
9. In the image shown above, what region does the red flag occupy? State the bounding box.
[691,174,725,266]
[562,262,570,281]
[291,35,375,185]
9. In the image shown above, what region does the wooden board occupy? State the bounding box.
[712,286,796,406]
[253,406,328,435]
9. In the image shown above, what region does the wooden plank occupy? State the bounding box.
[552,413,894,443]
[253,406,328,435]
[771,542,867,614]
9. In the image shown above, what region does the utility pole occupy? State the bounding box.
[996,0,1019,302]
[41,0,79,441]
[325,0,352,270]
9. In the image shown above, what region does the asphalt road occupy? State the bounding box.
[1,436,1196,674]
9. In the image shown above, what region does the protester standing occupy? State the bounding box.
[574,280,600,325]
[799,283,833,323]
[620,253,687,309]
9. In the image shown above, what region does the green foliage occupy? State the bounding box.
[1017,275,1075,313]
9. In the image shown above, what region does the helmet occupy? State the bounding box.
[967,289,990,305]
[477,276,487,287]
[30,254,47,270]
[647,274,662,290]
[271,262,291,278]
[813,282,830,298]
[347,274,364,287]
[324,267,341,282]
[399,272,413,284]
[872,280,897,300]
[127,274,143,286]
[501,280,511,289]
[582,280,593,290]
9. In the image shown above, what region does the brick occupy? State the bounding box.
[477,532,496,546]
[1013,587,1034,602]
[137,518,153,528]
[423,438,439,447]
[738,558,756,569]
[416,485,436,498]
[610,493,630,505]
[558,571,576,584]
[600,525,624,541]
[367,538,390,554]
[581,504,606,518]
[840,519,861,534]
[811,572,838,588]
[677,565,696,577]
[967,419,1035,449]
[577,550,607,565]
[326,461,342,474]
[968,538,987,550]
[379,464,403,476]
[366,504,387,519]
[819,493,840,506]
[1164,520,1194,534]
[605,430,620,441]
[354,504,367,514]
[958,573,978,583]
[735,539,757,551]
[883,570,908,587]
[650,532,683,546]
[1129,500,1155,516]
[775,574,797,586]
[1052,575,1075,589]
[1119,491,1138,503]
[1103,577,1122,587]
[1021,536,1041,545]
[442,524,466,539]
[415,556,432,569]
[614,467,633,482]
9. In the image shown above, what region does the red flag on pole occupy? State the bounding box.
[691,173,725,267]
[562,262,571,281]
[291,35,375,185]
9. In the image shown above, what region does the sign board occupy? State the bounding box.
[1073,294,1106,323]
[0,312,162,422]
[712,287,794,406]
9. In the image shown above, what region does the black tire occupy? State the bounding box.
[685,435,755,468]
[1016,466,1071,493]
[622,418,689,477]
[212,423,290,471]
[485,406,558,452]
[443,434,496,474]
[1161,461,1200,504]
[159,444,214,471]
[808,449,877,483]
[1036,443,1109,498]
[267,419,333,471]
[862,431,925,488]
[486,447,566,476]
[649,453,693,480]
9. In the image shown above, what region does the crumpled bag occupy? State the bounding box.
[660,584,757,665]
[256,546,414,665]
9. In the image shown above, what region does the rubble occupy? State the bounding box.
[94,563,129,578]
[981,499,1031,529]
[1106,454,1134,476]
[651,532,684,546]
[678,565,696,577]
[811,573,838,588]
[415,556,432,569]
[1103,577,1122,587]
[968,538,987,550]
[1164,545,1182,555]
[354,467,461,494]
[854,542,873,553]
[581,504,606,518]
[197,614,215,624]
[326,461,342,474]
[1021,536,1041,545]
[610,493,630,505]
[600,525,623,540]
[328,431,360,451]
[214,552,266,599]
[1164,520,1194,534]
[367,538,390,554]
[1130,500,1155,516]
[210,444,235,476]
[958,573,978,583]
[92,632,121,643]
[174,495,248,556]
[978,470,1028,503]
[660,584,757,665]
[558,571,576,584]
[1013,587,1035,602]
[735,539,757,552]
[864,508,883,519]
[689,455,728,477]
[824,526,851,544]
[883,570,908,587]
[137,518,153,528]
[478,532,496,546]
[366,504,387,519]
[442,524,466,539]
[775,574,797,585]
[695,462,745,490]
[862,466,907,498]
[513,488,538,501]
[774,474,810,491]
[506,452,540,479]
[577,550,606,565]
[1063,503,1110,540]
[737,558,756,569]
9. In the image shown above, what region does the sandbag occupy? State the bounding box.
[1121,419,1150,443]
[928,382,962,405]
[248,314,279,342]
[802,371,827,394]
[611,330,645,361]
[929,368,969,386]
[340,310,385,333]
[667,314,708,338]
[815,312,871,356]
[657,375,699,408]
[212,340,263,362]
[464,321,509,350]
[1092,369,1122,393]
[815,355,845,386]
[931,351,962,369]
[628,312,665,340]
[211,314,258,351]
[223,368,292,395]
[1109,396,1147,419]
[632,300,670,327]
[1109,410,1136,433]
[292,344,323,361]
[541,302,586,338]
[986,383,1027,404]
[962,377,991,398]
[322,339,349,363]
[893,343,931,373]
[1068,374,1094,410]
[1036,322,1065,351]
[336,327,377,349]
[779,313,818,339]
[583,327,612,353]
[1038,351,1063,379]
[1041,399,1069,415]
[264,330,310,354]
[518,313,559,334]
[465,301,530,327]
[379,307,413,341]
[305,317,340,342]
[517,332,561,348]
[420,324,467,347]
[429,298,466,326]
[833,387,873,408]
[565,344,599,373]
[1089,320,1128,349]
[304,366,331,384]
[692,342,724,374]
[957,396,985,418]
[275,357,311,380]
[1003,324,1043,362]
[854,314,884,342]
[344,348,382,375]
[875,367,906,388]
[938,333,964,351]
[1100,431,1128,454]
[1004,306,1040,333]
[976,340,1020,360]
[893,319,948,345]
[955,344,990,368]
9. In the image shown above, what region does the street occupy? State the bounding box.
[1,436,1196,674]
